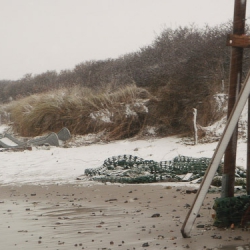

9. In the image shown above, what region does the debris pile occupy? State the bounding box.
[84,155,223,183]
[0,127,71,149]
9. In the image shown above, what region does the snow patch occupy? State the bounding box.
[146,126,157,136]
[213,93,227,112]
[133,101,148,113]
[0,92,249,185]
[0,124,8,134]
[125,104,137,117]
[90,109,113,123]
[125,101,148,117]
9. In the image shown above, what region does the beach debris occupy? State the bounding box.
[196,224,205,228]
[234,236,243,240]
[0,127,71,149]
[105,198,118,202]
[186,189,198,194]
[211,234,222,239]
[184,204,191,208]
[84,154,223,184]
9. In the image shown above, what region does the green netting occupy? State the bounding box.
[213,195,250,227]
[84,154,223,183]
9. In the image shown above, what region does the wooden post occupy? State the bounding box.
[181,69,250,238]
[181,0,250,238]
[247,99,250,194]
[221,80,225,93]
[222,0,247,198]
[193,108,198,145]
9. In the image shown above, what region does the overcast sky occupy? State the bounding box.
[0,0,248,80]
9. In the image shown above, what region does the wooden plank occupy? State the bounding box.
[182,173,193,182]
[181,69,250,238]
[227,34,250,48]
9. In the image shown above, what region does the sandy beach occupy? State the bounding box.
[0,183,249,250]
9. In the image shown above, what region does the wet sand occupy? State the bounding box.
[0,183,249,250]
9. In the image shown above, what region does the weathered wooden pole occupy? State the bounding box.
[181,69,250,238]
[248,99,250,194]
[222,0,247,198]
[193,108,198,145]
[181,0,250,238]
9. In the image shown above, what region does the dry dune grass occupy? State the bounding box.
[6,85,152,139]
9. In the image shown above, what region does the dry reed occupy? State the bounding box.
[6,85,151,139]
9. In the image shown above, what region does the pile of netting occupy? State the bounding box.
[84,154,223,183]
[213,195,250,227]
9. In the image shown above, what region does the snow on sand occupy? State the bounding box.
[0,123,248,186]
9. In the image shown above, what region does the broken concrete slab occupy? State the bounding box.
[0,137,19,148]
[57,127,71,141]
[27,132,60,147]
[0,127,71,148]
[0,133,27,148]
[4,133,26,146]
[182,173,193,182]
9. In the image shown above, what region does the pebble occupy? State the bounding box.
[234,236,242,240]
[151,213,160,218]
[142,242,149,247]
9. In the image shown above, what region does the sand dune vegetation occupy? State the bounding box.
[0,23,250,139]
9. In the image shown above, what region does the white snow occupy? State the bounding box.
[90,109,113,123]
[125,104,137,117]
[146,126,157,135]
[213,93,227,112]
[0,137,18,146]
[0,93,249,189]
[0,125,248,186]
[0,124,9,134]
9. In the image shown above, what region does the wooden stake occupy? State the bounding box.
[247,99,250,194]
[193,108,198,145]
